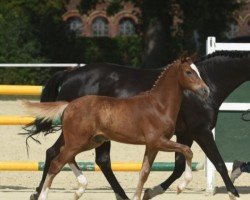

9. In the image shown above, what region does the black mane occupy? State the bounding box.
[198,50,250,62]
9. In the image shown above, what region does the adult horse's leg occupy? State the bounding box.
[133,147,158,200]
[143,134,193,200]
[30,133,64,200]
[95,142,129,200]
[194,129,240,200]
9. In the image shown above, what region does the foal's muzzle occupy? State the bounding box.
[197,86,210,100]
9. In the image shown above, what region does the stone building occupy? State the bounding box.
[227,0,250,38]
[63,0,250,39]
[62,0,139,37]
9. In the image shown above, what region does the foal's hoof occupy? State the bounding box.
[176,186,182,195]
[30,192,39,200]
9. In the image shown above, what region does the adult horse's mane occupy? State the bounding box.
[198,50,250,62]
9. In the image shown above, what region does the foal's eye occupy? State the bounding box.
[186,71,192,76]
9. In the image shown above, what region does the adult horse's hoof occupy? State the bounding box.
[142,185,164,199]
[228,192,242,200]
[142,188,151,200]
[115,193,130,200]
[30,192,39,200]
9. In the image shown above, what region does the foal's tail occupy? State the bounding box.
[21,70,69,146]
[22,100,69,124]
[31,70,68,133]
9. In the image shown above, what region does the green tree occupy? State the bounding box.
[0,2,43,63]
[0,0,78,84]
[178,0,242,53]
[79,0,242,68]
[0,0,76,63]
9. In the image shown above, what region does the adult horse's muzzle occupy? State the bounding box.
[197,85,210,100]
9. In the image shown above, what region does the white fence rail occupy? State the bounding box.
[205,36,250,193]
[0,63,85,67]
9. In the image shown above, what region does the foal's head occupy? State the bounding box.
[177,57,210,100]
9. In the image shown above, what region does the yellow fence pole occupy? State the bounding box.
[0,85,43,96]
[0,116,35,125]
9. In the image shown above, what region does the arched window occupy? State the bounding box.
[119,18,136,36]
[67,17,83,36]
[92,17,109,37]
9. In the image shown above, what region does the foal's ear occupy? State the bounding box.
[180,51,189,62]
[189,52,198,62]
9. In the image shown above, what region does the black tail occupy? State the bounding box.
[22,69,69,145]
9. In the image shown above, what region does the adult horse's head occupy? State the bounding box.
[178,57,210,100]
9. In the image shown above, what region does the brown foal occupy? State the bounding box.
[23,57,209,200]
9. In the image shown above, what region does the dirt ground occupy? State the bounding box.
[0,100,249,200]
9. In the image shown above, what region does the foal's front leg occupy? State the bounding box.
[146,137,193,197]
[133,147,158,200]
[143,133,194,200]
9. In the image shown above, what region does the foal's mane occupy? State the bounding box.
[150,59,180,93]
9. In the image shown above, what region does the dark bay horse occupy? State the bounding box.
[27,51,249,200]
[24,58,209,200]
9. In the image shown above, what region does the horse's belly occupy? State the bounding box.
[97,128,145,145]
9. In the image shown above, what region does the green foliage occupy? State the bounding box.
[0,0,80,85]
[0,2,43,63]
[116,36,142,66]
[0,0,242,84]
[0,0,74,63]
[79,0,103,14]
[177,0,242,54]
[0,36,142,84]
[58,36,142,65]
[0,68,59,85]
[78,0,241,65]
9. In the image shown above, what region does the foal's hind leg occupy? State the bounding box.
[133,147,158,200]
[39,147,79,200]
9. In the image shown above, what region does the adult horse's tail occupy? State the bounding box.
[22,100,68,124]
[22,70,68,144]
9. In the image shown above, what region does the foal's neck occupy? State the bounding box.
[150,66,183,123]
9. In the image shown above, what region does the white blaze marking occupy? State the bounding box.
[190,63,201,78]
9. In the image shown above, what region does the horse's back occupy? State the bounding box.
[57,63,161,101]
